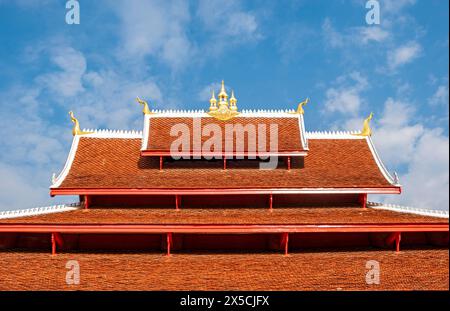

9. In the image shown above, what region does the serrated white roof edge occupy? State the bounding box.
[146,109,298,118]
[0,203,81,220]
[368,201,449,219]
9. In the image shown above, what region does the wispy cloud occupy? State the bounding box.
[387,41,422,70]
[323,72,369,116]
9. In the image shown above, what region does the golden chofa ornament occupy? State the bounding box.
[136,97,155,115]
[354,112,374,137]
[69,111,93,136]
[290,97,310,115]
[208,80,240,121]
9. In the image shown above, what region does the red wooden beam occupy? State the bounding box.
[141,150,308,157]
[1,224,446,234]
[223,158,227,170]
[269,193,273,211]
[287,156,291,171]
[159,156,163,171]
[51,187,402,196]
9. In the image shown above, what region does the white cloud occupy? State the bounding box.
[387,41,422,70]
[357,27,390,44]
[382,0,416,14]
[197,0,260,43]
[36,47,87,97]
[372,98,424,166]
[322,19,390,48]
[324,72,369,115]
[392,129,449,210]
[112,0,193,70]
[428,85,449,107]
[369,98,449,211]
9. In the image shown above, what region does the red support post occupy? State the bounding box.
[287,156,291,171]
[175,195,181,210]
[223,157,227,170]
[281,233,289,256]
[84,195,89,210]
[360,193,367,209]
[159,156,163,171]
[51,233,56,256]
[269,193,273,211]
[166,233,172,256]
[385,232,401,252]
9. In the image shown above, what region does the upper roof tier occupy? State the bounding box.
[141,112,308,157]
[49,130,401,195]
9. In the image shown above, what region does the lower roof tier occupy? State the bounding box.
[50,134,400,194]
[1,206,447,225]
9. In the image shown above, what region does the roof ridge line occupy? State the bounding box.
[148,109,298,117]
[368,201,449,219]
[0,203,81,220]
[306,130,363,139]
[81,128,143,136]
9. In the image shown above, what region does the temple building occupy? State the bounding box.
[0,81,448,290]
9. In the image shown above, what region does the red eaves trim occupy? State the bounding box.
[0,223,447,234]
[140,150,308,157]
[50,187,402,196]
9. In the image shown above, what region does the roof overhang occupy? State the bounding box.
[0,223,447,234]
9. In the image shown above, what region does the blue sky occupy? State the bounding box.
[0,0,448,211]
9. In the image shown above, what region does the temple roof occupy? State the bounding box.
[49,131,401,194]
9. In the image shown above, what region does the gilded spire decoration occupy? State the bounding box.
[354,112,374,137]
[209,90,218,111]
[207,80,240,121]
[136,97,154,115]
[290,98,310,115]
[69,111,93,136]
[229,90,237,111]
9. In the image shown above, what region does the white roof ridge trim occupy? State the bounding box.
[368,201,449,219]
[148,109,298,118]
[80,129,143,138]
[0,203,81,220]
[306,130,363,139]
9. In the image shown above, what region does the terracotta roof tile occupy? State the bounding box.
[0,249,447,290]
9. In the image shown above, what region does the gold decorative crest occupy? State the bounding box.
[207,80,240,121]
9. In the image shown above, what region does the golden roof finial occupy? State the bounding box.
[356,112,374,136]
[290,98,310,115]
[69,111,93,136]
[229,90,237,111]
[218,80,228,101]
[209,90,218,111]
